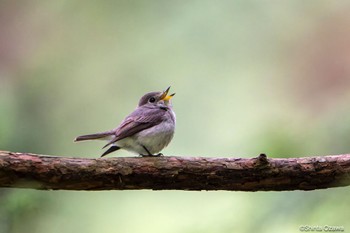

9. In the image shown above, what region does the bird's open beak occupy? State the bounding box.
[160,86,175,101]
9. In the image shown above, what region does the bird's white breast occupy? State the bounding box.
[116,109,176,155]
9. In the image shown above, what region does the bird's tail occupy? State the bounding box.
[74,130,114,142]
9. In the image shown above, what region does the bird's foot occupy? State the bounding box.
[139,153,163,157]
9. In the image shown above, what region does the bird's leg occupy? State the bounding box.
[140,146,163,157]
[141,145,153,157]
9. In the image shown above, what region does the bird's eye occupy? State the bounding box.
[149,97,156,103]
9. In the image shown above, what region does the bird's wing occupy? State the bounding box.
[102,107,166,148]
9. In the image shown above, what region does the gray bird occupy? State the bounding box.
[74,87,176,157]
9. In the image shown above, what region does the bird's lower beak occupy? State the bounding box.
[160,86,175,101]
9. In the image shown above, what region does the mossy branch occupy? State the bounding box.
[1,150,350,191]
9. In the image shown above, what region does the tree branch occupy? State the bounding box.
[1,150,350,191]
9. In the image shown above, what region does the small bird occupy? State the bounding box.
[74,86,176,157]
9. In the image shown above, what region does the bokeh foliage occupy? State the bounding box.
[1,1,350,232]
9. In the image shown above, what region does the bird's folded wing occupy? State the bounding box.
[102,108,166,148]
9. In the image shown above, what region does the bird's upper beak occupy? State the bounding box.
[160,86,175,101]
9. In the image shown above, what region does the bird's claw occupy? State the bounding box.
[139,153,163,157]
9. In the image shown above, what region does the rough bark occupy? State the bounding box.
[0,150,350,191]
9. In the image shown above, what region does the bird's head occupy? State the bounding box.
[138,86,175,107]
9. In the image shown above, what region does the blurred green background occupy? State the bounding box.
[1,1,350,232]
